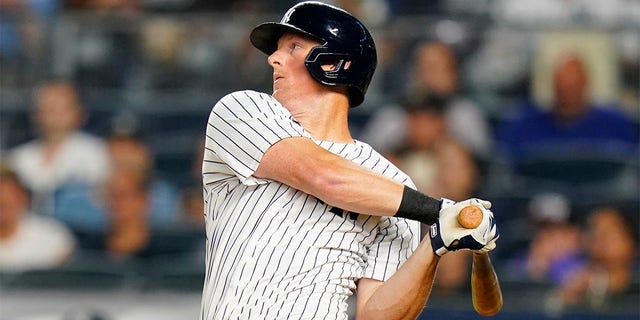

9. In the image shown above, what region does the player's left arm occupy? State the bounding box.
[355,200,499,320]
[355,237,439,320]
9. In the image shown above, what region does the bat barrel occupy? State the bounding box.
[471,252,503,316]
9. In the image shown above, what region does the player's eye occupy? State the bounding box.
[289,42,302,52]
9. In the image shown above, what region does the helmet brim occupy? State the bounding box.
[250,22,323,55]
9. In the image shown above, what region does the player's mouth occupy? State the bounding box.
[273,73,283,83]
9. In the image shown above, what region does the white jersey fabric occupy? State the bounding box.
[200,90,420,320]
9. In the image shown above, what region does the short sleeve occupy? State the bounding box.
[205,90,309,184]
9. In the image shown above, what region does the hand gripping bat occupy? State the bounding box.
[458,205,503,317]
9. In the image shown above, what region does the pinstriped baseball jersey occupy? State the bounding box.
[200,90,420,320]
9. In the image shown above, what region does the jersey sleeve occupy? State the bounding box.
[363,217,420,281]
[206,90,309,185]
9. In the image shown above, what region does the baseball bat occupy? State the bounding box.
[458,205,503,317]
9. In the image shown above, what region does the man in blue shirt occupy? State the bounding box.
[497,54,638,168]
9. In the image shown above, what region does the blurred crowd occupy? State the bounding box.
[0,0,638,318]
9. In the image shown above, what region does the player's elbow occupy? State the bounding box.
[305,158,350,205]
[305,161,351,203]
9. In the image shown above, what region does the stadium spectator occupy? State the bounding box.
[377,92,480,197]
[0,0,61,86]
[106,133,180,228]
[383,92,449,192]
[427,139,479,202]
[68,165,160,259]
[53,133,179,231]
[101,169,152,259]
[496,53,638,168]
[548,205,638,313]
[86,167,200,261]
[0,164,75,271]
[6,81,110,215]
[360,40,493,158]
[504,193,584,285]
[61,1,141,89]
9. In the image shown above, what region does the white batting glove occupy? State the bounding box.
[429,198,499,257]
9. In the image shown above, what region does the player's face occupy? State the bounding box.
[268,32,323,106]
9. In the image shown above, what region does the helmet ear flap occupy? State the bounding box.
[305,45,370,107]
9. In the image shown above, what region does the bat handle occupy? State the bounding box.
[459,205,503,316]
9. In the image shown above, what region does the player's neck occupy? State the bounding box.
[288,94,353,143]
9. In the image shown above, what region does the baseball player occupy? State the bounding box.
[200,2,499,319]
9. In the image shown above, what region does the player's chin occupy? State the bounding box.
[272,89,284,102]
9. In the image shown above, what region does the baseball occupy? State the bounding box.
[458,205,483,229]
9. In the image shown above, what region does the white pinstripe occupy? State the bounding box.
[200,90,420,320]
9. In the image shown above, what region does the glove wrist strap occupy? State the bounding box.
[429,222,449,256]
[430,198,455,256]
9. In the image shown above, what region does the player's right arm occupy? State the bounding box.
[254,136,405,217]
[208,90,447,226]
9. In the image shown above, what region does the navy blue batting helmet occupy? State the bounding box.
[250,1,377,107]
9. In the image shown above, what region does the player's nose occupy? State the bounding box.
[268,51,282,67]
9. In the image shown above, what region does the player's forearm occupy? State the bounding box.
[357,239,439,320]
[314,160,405,217]
[256,137,404,216]
[314,167,441,225]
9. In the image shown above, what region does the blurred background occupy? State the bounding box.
[0,0,638,319]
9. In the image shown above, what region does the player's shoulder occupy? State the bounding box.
[216,90,279,109]
[218,90,271,103]
[212,90,284,117]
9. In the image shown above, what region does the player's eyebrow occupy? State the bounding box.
[279,32,320,47]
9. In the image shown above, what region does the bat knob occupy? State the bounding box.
[458,205,483,229]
